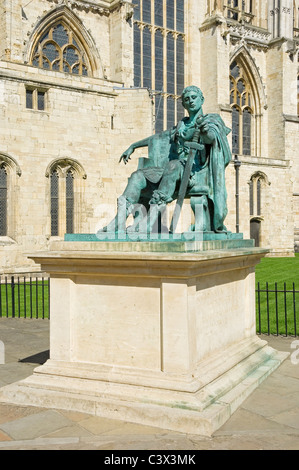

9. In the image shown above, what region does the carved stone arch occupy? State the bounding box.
[249,171,271,187]
[26,5,104,78]
[45,157,87,179]
[230,45,267,113]
[0,153,22,176]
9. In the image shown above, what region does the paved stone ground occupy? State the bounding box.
[0,318,298,450]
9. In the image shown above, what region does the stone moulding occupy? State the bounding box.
[228,22,271,48]
[0,67,118,99]
[0,153,22,177]
[45,158,87,179]
[45,0,133,16]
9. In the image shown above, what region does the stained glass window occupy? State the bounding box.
[167,0,175,30]
[133,0,185,132]
[37,91,45,111]
[257,178,261,216]
[0,165,7,236]
[232,107,240,155]
[167,34,175,95]
[50,170,59,236]
[66,170,74,234]
[143,27,152,89]
[230,60,254,156]
[142,0,151,23]
[31,22,90,76]
[249,180,254,216]
[155,0,163,26]
[243,108,251,156]
[176,0,184,32]
[52,23,69,47]
[155,30,163,92]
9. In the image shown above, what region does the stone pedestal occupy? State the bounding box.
[0,241,288,436]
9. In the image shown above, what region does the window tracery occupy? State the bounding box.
[31,22,89,76]
[47,158,86,237]
[230,60,254,156]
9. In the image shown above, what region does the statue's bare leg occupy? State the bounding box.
[99,170,148,232]
[147,160,183,233]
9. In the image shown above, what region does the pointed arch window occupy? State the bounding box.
[66,170,74,235]
[249,172,269,247]
[0,164,8,236]
[50,170,59,236]
[47,159,86,237]
[230,60,254,156]
[0,154,21,240]
[249,173,270,218]
[31,22,90,76]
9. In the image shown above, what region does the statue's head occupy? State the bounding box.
[181,86,204,111]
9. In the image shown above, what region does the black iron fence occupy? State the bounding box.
[256,282,298,337]
[0,276,298,337]
[0,275,50,319]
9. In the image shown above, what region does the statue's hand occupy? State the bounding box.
[197,116,210,134]
[119,146,134,164]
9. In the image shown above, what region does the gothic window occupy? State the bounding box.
[249,172,269,247]
[133,0,185,133]
[230,60,254,156]
[249,173,269,217]
[0,154,21,239]
[31,22,90,76]
[47,159,86,237]
[0,165,7,236]
[50,168,74,236]
[50,170,59,236]
[66,170,74,235]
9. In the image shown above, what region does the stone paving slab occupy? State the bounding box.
[0,318,299,450]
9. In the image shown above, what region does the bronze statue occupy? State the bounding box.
[99,85,231,236]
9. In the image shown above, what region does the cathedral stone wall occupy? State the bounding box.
[0,0,298,273]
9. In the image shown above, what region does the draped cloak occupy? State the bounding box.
[137,114,231,232]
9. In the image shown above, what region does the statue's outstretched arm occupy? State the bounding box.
[119,137,150,164]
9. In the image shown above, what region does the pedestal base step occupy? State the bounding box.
[0,344,288,436]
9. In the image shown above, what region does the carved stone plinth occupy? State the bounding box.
[0,241,288,436]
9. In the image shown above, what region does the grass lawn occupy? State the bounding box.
[0,278,49,319]
[255,254,299,336]
[0,255,298,336]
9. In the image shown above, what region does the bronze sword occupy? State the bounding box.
[170,115,205,234]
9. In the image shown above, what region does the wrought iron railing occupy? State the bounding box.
[0,275,50,319]
[1,275,298,338]
[256,282,299,337]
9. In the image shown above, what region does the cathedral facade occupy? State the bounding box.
[0,0,298,273]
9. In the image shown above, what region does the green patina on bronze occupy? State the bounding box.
[64,234,254,253]
[98,85,233,239]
